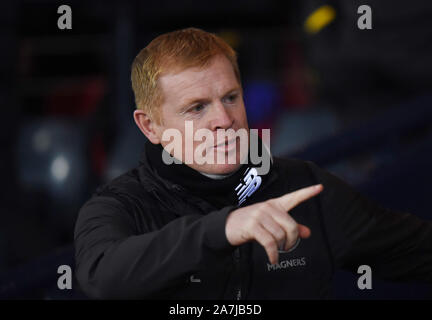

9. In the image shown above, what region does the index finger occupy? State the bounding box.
[272,184,323,212]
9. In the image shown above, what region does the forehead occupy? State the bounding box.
[158,55,239,105]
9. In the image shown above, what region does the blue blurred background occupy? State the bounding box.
[1,0,432,299]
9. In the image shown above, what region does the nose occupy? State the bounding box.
[209,101,234,131]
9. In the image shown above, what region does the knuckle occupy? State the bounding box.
[289,226,299,239]
[273,209,288,220]
[275,229,285,240]
[259,203,272,215]
[247,219,259,231]
[286,237,297,249]
[262,201,274,211]
[251,208,264,219]
[287,221,298,233]
[240,232,249,242]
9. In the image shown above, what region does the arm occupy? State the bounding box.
[74,196,236,299]
[306,161,432,283]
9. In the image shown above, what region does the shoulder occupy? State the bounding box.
[75,167,159,235]
[94,167,153,200]
[78,168,154,219]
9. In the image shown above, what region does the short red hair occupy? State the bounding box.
[131,27,241,125]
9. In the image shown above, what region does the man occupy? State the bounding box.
[74,28,432,299]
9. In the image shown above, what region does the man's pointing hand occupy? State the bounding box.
[225,184,323,265]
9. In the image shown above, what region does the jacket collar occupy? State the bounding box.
[137,139,278,210]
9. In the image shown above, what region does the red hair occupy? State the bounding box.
[131,27,241,125]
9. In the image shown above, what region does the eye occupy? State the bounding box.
[224,93,238,104]
[190,104,205,113]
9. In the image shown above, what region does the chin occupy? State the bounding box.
[198,163,243,175]
[189,145,248,175]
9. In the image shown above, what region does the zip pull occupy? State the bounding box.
[234,247,241,260]
[233,248,242,300]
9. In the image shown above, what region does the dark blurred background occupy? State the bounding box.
[1,0,432,299]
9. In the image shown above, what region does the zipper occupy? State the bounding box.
[233,247,242,300]
[236,288,241,300]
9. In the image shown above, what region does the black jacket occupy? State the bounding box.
[74,144,432,299]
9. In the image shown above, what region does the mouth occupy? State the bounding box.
[213,138,237,152]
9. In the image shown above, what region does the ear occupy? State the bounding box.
[133,109,161,144]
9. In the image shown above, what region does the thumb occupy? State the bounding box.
[298,224,311,239]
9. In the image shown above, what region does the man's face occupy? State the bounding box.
[152,54,249,175]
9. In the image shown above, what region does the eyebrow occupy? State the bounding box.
[177,87,241,114]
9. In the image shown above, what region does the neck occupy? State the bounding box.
[199,167,241,180]
[143,136,273,208]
